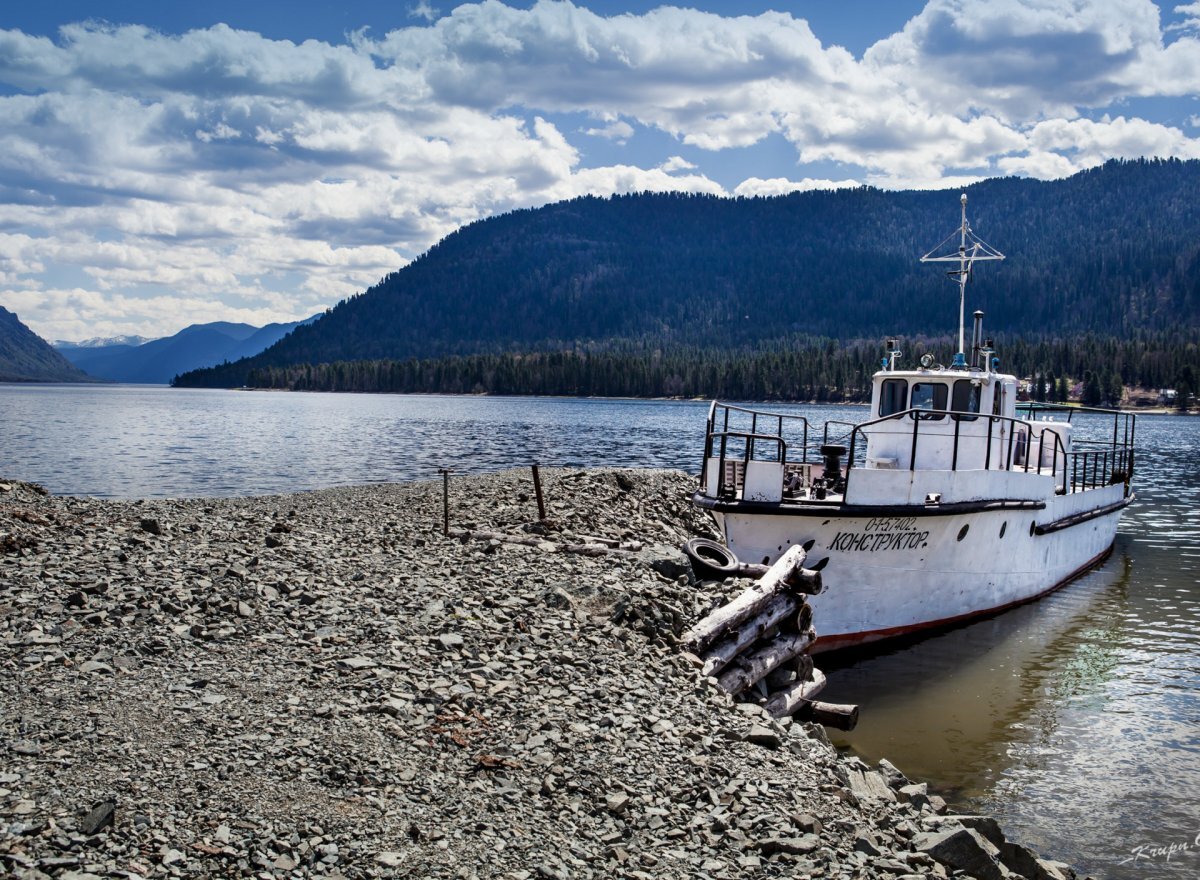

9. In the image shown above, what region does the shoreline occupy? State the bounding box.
[2,469,1085,878]
[21,379,1195,416]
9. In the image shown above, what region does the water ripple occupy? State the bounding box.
[4,386,1199,879]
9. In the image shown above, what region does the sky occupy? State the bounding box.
[2,1,1199,342]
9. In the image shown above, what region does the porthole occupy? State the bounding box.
[999,521,1007,539]
[956,524,969,542]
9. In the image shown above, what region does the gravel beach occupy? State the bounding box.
[2,469,1083,880]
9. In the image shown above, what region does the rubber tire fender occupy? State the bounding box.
[683,537,740,581]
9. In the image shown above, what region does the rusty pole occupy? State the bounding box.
[438,468,451,535]
[531,463,546,521]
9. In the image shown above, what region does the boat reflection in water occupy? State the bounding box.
[820,536,1200,880]
[820,548,1133,790]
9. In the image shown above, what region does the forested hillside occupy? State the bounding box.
[0,307,92,382]
[176,158,1200,395]
[223,333,1198,406]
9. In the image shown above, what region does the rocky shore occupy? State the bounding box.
[2,469,1084,880]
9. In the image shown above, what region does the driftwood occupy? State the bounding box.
[796,700,859,731]
[764,668,827,717]
[684,545,808,653]
[681,538,855,729]
[737,560,826,590]
[790,568,823,595]
[795,602,813,634]
[762,654,815,691]
[716,629,815,696]
[561,543,609,557]
[579,534,643,551]
[793,653,815,686]
[448,528,632,558]
[700,592,801,677]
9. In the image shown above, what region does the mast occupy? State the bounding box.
[920,193,1005,368]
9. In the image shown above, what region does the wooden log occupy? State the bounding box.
[788,568,823,595]
[795,602,814,634]
[447,528,634,558]
[763,655,813,690]
[449,528,544,548]
[716,629,815,696]
[796,700,859,731]
[764,668,827,717]
[699,592,801,676]
[794,653,814,685]
[764,663,797,690]
[580,535,643,551]
[562,543,609,557]
[735,562,822,593]
[736,561,770,578]
[683,545,808,652]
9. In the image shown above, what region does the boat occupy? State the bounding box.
[689,194,1137,652]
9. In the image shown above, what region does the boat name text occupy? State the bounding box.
[829,528,929,553]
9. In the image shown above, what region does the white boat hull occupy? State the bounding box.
[712,482,1128,652]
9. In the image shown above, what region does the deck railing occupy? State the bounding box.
[701,402,811,498]
[844,408,1073,495]
[699,401,1136,502]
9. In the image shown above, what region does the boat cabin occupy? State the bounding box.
[697,348,1133,510]
[860,364,1068,473]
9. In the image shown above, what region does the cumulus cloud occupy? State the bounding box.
[409,2,440,24]
[0,1,1198,340]
[582,118,634,142]
[733,177,861,197]
[866,0,1200,121]
[1169,2,1200,33]
[864,0,1158,121]
[659,156,696,173]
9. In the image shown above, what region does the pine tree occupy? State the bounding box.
[1056,376,1070,403]
[1176,365,1197,411]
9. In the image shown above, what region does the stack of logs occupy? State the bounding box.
[682,542,858,730]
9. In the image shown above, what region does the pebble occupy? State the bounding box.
[0,469,1079,880]
[79,801,115,835]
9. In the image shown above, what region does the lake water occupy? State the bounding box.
[822,412,1200,880]
[3,384,1198,879]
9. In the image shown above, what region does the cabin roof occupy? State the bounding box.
[871,369,1017,382]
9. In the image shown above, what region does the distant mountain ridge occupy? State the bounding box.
[174,158,1200,389]
[55,334,155,349]
[57,317,319,384]
[0,307,93,382]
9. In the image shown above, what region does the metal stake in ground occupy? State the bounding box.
[438,468,451,536]
[531,463,546,521]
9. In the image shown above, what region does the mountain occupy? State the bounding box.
[175,158,1200,389]
[0,307,93,382]
[57,317,318,384]
[55,334,155,349]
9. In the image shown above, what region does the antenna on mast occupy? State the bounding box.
[920,193,1005,368]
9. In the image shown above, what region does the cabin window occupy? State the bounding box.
[879,379,908,416]
[952,380,981,421]
[910,382,947,420]
[993,383,1004,417]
